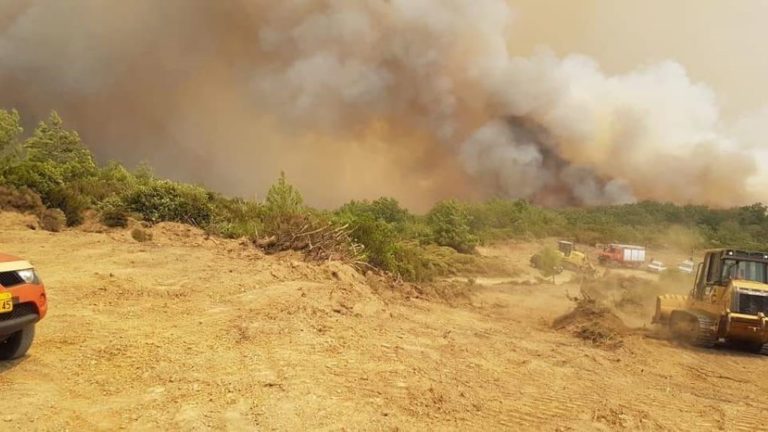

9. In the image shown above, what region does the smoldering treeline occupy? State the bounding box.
[0,0,761,209]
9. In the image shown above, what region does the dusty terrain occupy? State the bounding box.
[1,213,767,431]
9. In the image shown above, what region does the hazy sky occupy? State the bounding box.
[509,0,768,117]
[2,0,766,208]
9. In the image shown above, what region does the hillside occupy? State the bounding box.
[1,212,766,431]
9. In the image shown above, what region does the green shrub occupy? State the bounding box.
[533,246,562,282]
[399,219,432,244]
[335,201,406,270]
[389,243,487,282]
[208,197,262,239]
[1,160,64,198]
[124,180,213,225]
[390,242,439,282]
[46,185,89,226]
[339,197,410,225]
[67,163,137,203]
[133,161,154,182]
[99,198,129,228]
[369,197,410,225]
[427,200,478,253]
[39,208,66,232]
[347,214,398,270]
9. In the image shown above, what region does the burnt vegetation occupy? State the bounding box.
[2,110,768,280]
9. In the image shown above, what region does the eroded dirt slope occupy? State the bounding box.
[0,213,766,431]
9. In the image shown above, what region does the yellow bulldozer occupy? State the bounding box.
[653,249,768,353]
[557,240,597,275]
[530,241,597,276]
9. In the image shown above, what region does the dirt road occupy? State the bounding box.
[1,213,766,431]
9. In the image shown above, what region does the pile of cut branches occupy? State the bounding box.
[553,290,630,349]
[254,214,364,264]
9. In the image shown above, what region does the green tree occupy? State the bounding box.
[535,246,562,283]
[24,111,96,179]
[427,199,478,253]
[707,220,757,249]
[134,161,155,183]
[263,172,304,220]
[0,109,23,157]
[370,197,410,225]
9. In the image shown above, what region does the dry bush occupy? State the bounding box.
[99,199,129,228]
[390,243,511,283]
[0,185,45,214]
[131,228,153,243]
[101,208,129,228]
[45,185,89,226]
[39,208,66,232]
[255,213,362,264]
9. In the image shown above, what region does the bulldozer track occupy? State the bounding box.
[670,310,718,348]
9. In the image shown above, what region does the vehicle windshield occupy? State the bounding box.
[721,259,768,283]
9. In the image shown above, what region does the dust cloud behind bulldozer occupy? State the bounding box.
[0,0,764,209]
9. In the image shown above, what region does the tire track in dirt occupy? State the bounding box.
[2,218,768,430]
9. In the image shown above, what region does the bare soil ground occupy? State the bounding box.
[1,213,767,431]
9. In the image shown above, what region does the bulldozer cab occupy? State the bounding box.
[558,241,574,257]
[692,250,768,300]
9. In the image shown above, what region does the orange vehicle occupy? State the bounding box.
[0,253,47,360]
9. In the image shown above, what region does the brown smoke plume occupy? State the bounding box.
[0,0,761,209]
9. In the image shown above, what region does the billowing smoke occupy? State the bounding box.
[0,0,761,209]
